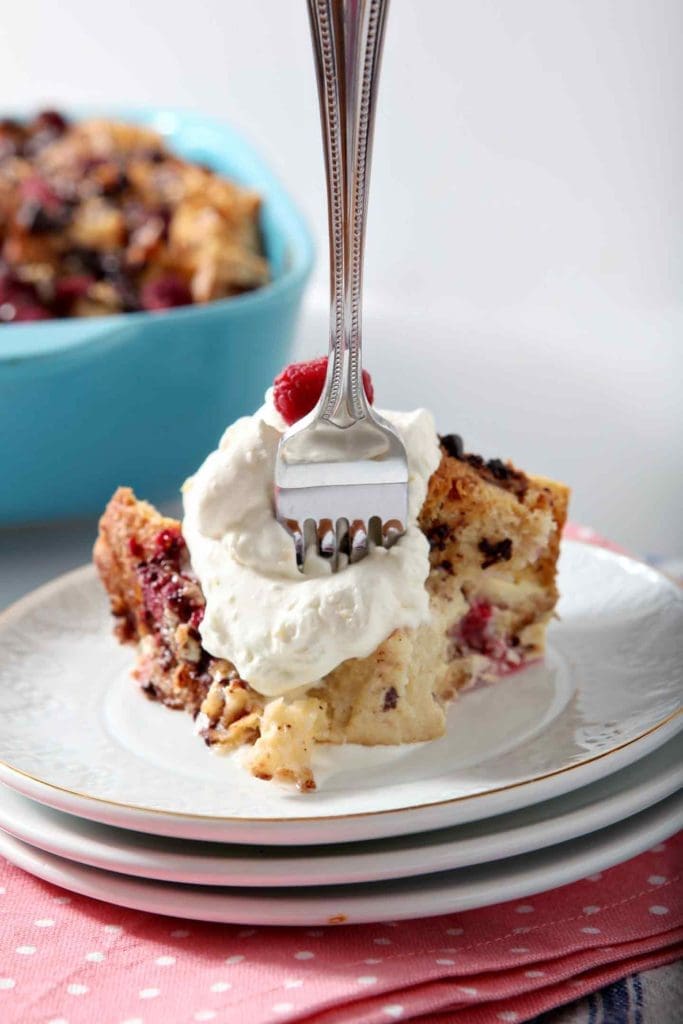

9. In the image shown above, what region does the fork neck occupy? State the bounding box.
[308,0,389,429]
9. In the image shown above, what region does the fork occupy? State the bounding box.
[275,0,409,571]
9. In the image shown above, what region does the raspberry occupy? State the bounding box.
[458,600,494,653]
[272,356,375,425]
[141,274,192,311]
[153,527,185,561]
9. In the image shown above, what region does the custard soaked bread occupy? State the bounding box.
[95,435,568,791]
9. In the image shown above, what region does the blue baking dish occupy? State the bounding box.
[0,108,314,523]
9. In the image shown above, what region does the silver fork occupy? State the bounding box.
[275,0,409,571]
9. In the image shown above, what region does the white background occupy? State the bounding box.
[2,0,681,554]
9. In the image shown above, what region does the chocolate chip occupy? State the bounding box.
[440,433,464,459]
[16,199,69,234]
[478,537,513,569]
[426,523,451,551]
[382,686,398,711]
[486,458,510,481]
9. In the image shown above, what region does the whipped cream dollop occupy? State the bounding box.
[182,394,440,697]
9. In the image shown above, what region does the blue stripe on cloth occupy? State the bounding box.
[600,976,633,1023]
[633,972,644,1024]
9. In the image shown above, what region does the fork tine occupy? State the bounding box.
[336,518,350,571]
[382,518,404,550]
[318,519,337,563]
[368,516,383,548]
[302,520,317,569]
[349,520,369,564]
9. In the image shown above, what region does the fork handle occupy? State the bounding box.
[308,0,389,427]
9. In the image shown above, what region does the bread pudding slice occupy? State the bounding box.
[95,437,568,790]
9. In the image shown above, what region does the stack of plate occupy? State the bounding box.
[0,540,681,926]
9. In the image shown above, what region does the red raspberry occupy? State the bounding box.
[458,600,494,653]
[272,356,375,425]
[141,274,192,311]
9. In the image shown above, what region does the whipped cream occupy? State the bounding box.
[182,394,440,697]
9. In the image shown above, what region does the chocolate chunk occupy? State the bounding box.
[382,686,399,711]
[478,537,513,569]
[440,433,464,459]
[486,458,511,481]
[426,522,451,551]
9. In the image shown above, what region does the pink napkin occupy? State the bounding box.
[0,834,680,1023]
[0,526,680,1024]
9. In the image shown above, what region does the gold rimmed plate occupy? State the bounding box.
[0,541,681,844]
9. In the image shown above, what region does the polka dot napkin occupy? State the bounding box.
[0,835,680,1024]
[0,526,680,1024]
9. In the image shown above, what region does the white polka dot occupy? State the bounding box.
[34,918,55,928]
[47,1018,70,1024]
[383,1007,404,1020]
[357,976,378,986]
[283,979,303,989]
[210,982,232,993]
[52,896,71,904]
[120,1019,143,1024]
[225,955,245,965]
[0,979,16,990]
[15,946,36,955]
[373,937,392,945]
[364,958,382,964]
[272,1005,294,1015]
[525,970,545,978]
[170,928,190,938]
[306,929,323,937]
[436,958,455,965]
[581,926,601,934]
[294,951,314,960]
[510,947,529,954]
[513,926,531,934]
[515,904,534,914]
[238,928,256,937]
[194,1013,216,1022]
[583,905,600,915]
[0,887,5,894]
[139,988,160,999]
[104,925,122,934]
[497,1014,519,1022]
[85,952,105,963]
[457,986,478,996]
[155,956,176,967]
[446,927,464,936]
[648,875,667,885]
[67,984,88,995]
[650,905,669,915]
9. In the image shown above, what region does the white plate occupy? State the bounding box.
[0,735,680,887]
[1,792,680,925]
[0,541,681,844]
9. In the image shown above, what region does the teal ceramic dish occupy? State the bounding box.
[0,109,314,524]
